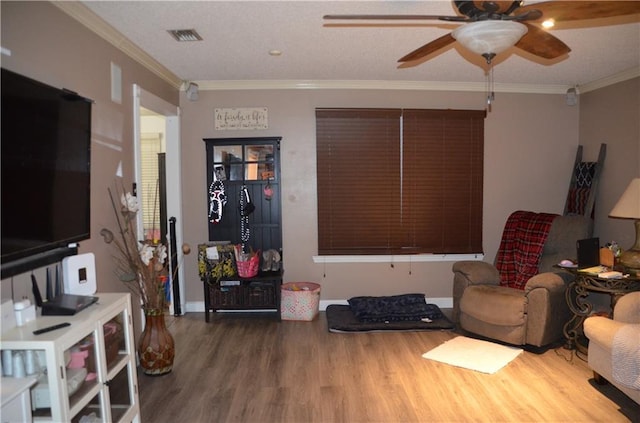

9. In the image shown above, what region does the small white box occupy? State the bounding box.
[14,300,36,326]
[62,253,97,295]
[598,271,623,279]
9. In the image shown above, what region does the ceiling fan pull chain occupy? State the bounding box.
[490,64,495,103]
[486,63,495,112]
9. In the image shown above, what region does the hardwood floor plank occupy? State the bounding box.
[138,312,639,422]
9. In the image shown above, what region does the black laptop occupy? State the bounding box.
[576,237,601,270]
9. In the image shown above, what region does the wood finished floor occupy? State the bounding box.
[138,312,639,423]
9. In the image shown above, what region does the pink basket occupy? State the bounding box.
[281,282,321,321]
[237,251,260,278]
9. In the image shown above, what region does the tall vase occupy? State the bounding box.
[138,309,175,376]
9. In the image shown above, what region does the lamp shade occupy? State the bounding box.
[452,21,528,56]
[609,178,640,219]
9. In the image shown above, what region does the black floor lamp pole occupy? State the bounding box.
[169,216,182,316]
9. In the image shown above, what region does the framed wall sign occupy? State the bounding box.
[215,107,268,130]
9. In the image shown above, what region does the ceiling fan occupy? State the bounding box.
[324,1,640,65]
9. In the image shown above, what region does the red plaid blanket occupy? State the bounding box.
[495,211,558,290]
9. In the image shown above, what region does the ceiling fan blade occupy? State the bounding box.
[398,33,457,62]
[518,1,640,23]
[509,9,543,22]
[323,14,468,22]
[515,23,571,59]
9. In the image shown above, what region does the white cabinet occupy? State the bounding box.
[0,293,140,423]
[1,377,37,423]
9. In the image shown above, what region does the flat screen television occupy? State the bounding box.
[1,68,92,278]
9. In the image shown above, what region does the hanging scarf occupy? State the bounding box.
[208,180,227,223]
[239,185,253,252]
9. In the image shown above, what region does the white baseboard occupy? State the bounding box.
[185,301,205,313]
[185,297,453,314]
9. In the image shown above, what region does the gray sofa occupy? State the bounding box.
[584,291,640,404]
[452,214,592,347]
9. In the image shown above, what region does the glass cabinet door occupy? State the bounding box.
[212,143,276,182]
[12,331,102,421]
[70,308,134,422]
[106,364,134,422]
[70,393,102,423]
[213,145,243,181]
[244,144,274,181]
[102,310,136,423]
[66,329,101,421]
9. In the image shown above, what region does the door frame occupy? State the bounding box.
[133,84,185,315]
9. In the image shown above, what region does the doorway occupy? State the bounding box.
[133,85,184,315]
[140,109,166,243]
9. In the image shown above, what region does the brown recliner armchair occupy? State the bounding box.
[452,213,592,347]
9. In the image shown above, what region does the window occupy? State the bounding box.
[140,133,164,242]
[316,108,485,255]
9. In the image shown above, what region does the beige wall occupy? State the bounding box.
[2,1,637,314]
[179,89,582,305]
[0,1,179,326]
[579,78,640,249]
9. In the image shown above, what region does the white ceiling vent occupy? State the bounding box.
[167,29,202,42]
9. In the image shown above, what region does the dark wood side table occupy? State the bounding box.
[563,270,640,352]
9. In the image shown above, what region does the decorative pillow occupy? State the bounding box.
[347,294,442,322]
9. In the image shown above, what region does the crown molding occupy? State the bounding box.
[52,1,182,89]
[55,2,638,96]
[194,79,573,94]
[577,67,640,94]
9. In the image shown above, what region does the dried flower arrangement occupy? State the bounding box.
[100,187,169,312]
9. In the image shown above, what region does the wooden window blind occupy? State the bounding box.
[316,109,402,254]
[402,109,485,254]
[316,108,485,255]
[140,133,163,238]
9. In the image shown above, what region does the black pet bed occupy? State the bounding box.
[326,304,455,333]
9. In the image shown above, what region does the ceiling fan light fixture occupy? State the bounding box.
[452,20,528,57]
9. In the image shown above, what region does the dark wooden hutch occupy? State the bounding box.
[200,137,283,321]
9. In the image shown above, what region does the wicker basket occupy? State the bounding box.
[281,282,321,321]
[237,251,260,278]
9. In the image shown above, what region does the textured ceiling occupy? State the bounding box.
[82,1,640,90]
